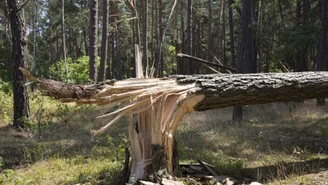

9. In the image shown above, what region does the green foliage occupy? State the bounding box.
[163,44,177,76]
[319,125,328,136]
[0,41,11,82]
[0,80,13,124]
[49,56,99,84]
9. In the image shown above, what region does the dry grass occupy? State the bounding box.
[1,98,328,184]
[177,101,328,184]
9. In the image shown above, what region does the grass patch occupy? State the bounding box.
[1,89,328,184]
[177,101,328,183]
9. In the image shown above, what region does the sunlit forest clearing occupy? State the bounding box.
[2,0,328,184]
[1,94,328,184]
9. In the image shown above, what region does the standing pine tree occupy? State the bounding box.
[99,0,109,82]
[316,0,327,106]
[233,0,254,124]
[89,0,98,82]
[8,0,30,128]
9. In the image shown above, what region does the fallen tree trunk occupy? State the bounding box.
[19,68,328,182]
[174,72,328,110]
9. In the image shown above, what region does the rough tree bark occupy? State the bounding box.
[186,0,193,75]
[61,0,68,77]
[233,0,254,124]
[228,0,235,68]
[89,0,98,82]
[316,0,327,106]
[98,0,109,82]
[9,0,30,128]
[19,69,328,182]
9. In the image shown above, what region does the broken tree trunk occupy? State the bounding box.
[19,68,328,182]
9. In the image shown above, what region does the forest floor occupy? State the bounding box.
[1,98,328,184]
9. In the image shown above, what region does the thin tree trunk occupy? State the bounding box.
[186,0,193,75]
[251,0,257,72]
[143,0,149,77]
[48,6,53,69]
[216,0,224,62]
[156,0,164,77]
[207,0,212,60]
[278,0,284,22]
[89,0,98,82]
[3,0,11,49]
[9,0,30,128]
[316,0,327,106]
[228,0,235,68]
[32,0,37,77]
[114,3,122,80]
[61,0,68,77]
[99,0,109,82]
[179,1,185,74]
[257,0,263,72]
[222,2,226,67]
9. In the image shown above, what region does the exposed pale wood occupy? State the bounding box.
[139,180,159,185]
[161,178,185,185]
[135,44,143,78]
[19,67,328,182]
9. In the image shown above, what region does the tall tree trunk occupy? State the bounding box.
[143,0,149,77]
[233,0,253,124]
[89,0,98,82]
[9,0,30,128]
[61,0,68,77]
[99,0,109,82]
[251,0,257,72]
[207,0,212,60]
[32,0,37,77]
[316,0,327,106]
[186,0,193,75]
[114,3,122,80]
[222,2,226,66]
[257,0,263,72]
[156,0,164,77]
[179,1,185,74]
[47,5,53,70]
[228,0,235,68]
[131,0,141,78]
[3,0,11,49]
[216,0,225,62]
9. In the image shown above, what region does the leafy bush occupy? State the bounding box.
[49,56,100,84]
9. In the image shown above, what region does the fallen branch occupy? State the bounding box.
[201,44,232,73]
[177,53,236,72]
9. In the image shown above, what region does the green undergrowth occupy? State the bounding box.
[0,89,129,185]
[1,88,328,185]
[176,102,328,184]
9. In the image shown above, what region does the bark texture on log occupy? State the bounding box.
[19,68,328,181]
[173,72,328,111]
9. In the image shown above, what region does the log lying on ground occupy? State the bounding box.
[173,72,328,110]
[19,67,328,182]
